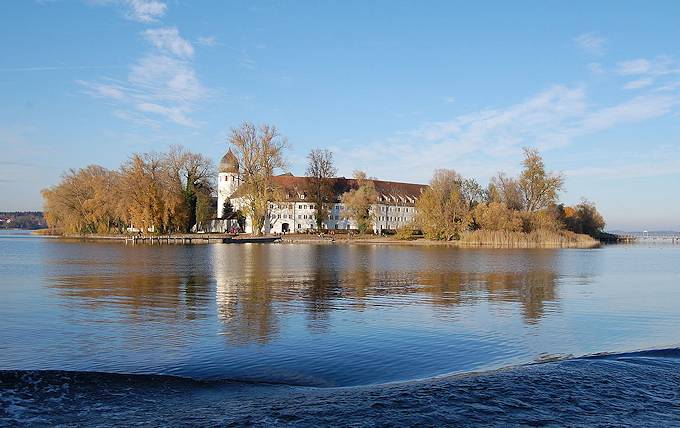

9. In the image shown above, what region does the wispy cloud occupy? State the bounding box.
[197,36,217,47]
[124,0,166,23]
[81,17,207,127]
[587,62,605,75]
[336,85,679,183]
[143,27,194,58]
[623,78,654,90]
[574,32,606,56]
[616,56,680,91]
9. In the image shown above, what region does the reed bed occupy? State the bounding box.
[458,229,600,248]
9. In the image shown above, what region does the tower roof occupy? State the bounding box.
[219,149,239,173]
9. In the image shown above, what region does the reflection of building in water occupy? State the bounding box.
[213,244,284,344]
[212,245,564,342]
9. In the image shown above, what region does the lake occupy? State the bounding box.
[1,230,680,425]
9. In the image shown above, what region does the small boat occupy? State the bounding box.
[229,236,282,244]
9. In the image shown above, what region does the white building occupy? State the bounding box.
[216,149,426,234]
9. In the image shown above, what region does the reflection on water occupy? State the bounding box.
[1,232,679,386]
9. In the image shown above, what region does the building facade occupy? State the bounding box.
[216,149,426,234]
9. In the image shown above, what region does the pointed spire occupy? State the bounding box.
[219,149,239,173]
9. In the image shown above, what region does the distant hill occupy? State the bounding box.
[0,212,47,230]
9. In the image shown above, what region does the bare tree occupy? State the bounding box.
[228,122,287,235]
[488,172,524,211]
[305,148,337,230]
[519,147,564,212]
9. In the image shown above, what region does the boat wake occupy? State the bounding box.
[2,348,680,426]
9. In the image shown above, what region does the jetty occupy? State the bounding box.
[122,234,282,245]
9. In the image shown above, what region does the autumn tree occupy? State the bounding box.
[415,169,471,241]
[228,122,287,235]
[472,202,523,232]
[488,172,524,211]
[166,145,215,232]
[305,148,337,230]
[341,170,378,234]
[518,148,565,212]
[42,165,124,234]
[564,199,606,237]
[119,152,188,234]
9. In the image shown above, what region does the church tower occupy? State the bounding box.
[217,149,241,218]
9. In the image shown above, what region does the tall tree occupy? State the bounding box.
[341,171,378,234]
[228,122,287,235]
[518,147,565,212]
[305,148,337,230]
[488,172,524,211]
[415,169,470,241]
[166,145,215,232]
[461,178,484,210]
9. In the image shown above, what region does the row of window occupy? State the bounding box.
[380,206,413,213]
[267,203,414,213]
[378,216,409,222]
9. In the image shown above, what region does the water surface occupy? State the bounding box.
[2,230,679,388]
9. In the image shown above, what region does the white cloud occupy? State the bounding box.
[617,56,680,77]
[136,102,194,127]
[617,59,652,75]
[443,96,456,104]
[81,24,207,127]
[77,81,126,100]
[129,54,206,103]
[197,36,217,47]
[334,86,678,183]
[143,27,194,58]
[574,32,606,56]
[579,94,675,132]
[623,78,654,90]
[588,62,605,75]
[124,0,166,23]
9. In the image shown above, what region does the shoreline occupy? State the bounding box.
[31,231,602,249]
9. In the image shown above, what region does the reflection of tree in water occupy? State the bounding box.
[50,272,212,323]
[416,270,558,324]
[212,245,564,344]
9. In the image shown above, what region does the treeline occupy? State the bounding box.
[0,212,47,230]
[42,146,215,234]
[410,148,605,242]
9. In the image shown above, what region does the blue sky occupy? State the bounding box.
[1,1,679,230]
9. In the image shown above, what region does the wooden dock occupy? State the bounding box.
[124,234,281,245]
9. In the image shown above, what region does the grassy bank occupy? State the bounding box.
[457,229,600,248]
[283,230,600,248]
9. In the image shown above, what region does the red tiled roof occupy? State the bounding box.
[232,175,427,205]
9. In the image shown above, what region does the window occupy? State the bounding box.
[298,205,302,209]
